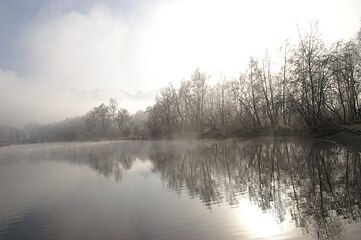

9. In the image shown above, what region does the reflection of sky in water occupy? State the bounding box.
[0,139,360,240]
[237,199,293,238]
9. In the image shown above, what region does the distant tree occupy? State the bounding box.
[190,68,208,131]
[260,53,278,127]
[289,23,330,127]
[116,108,130,135]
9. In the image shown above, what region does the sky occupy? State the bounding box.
[0,0,360,125]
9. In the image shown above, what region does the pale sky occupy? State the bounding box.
[0,0,360,125]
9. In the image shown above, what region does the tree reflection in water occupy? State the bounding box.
[0,141,148,182]
[147,139,361,240]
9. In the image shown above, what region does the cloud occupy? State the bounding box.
[16,1,361,91]
[1,4,160,126]
[0,68,155,126]
[23,5,132,91]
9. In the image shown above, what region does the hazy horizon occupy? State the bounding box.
[1,0,361,125]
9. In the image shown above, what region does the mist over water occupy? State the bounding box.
[1,1,361,240]
[0,139,360,240]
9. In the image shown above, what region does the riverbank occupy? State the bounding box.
[313,124,361,151]
[2,124,361,151]
[0,143,10,148]
[199,124,361,151]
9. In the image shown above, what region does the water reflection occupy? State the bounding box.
[0,139,360,239]
[0,141,146,182]
[147,139,361,239]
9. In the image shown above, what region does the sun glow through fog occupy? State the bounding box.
[138,0,360,87]
[140,0,277,86]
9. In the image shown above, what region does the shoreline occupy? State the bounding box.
[313,125,361,151]
[197,125,361,151]
[1,125,361,151]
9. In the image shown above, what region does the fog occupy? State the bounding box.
[0,69,155,126]
[0,0,360,126]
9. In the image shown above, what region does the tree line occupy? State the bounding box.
[147,23,361,138]
[0,23,360,143]
[0,98,149,144]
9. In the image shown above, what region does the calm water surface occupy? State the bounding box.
[0,139,360,240]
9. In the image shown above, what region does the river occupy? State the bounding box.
[0,138,360,239]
